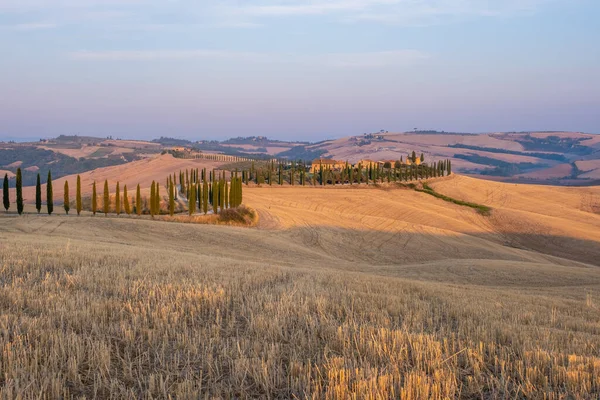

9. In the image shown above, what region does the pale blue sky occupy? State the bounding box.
[1,0,599,141]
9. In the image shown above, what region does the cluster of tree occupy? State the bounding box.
[314,159,451,186]
[3,169,56,215]
[2,167,244,217]
[229,157,452,187]
[162,167,244,216]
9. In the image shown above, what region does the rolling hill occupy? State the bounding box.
[2,131,600,188]
[1,175,599,397]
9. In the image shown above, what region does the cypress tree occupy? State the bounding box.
[92,181,97,215]
[115,182,121,215]
[16,168,23,215]
[224,181,229,209]
[136,184,141,216]
[2,173,8,212]
[197,183,201,211]
[229,178,235,208]
[47,171,54,215]
[212,180,218,214]
[103,180,109,216]
[63,181,70,215]
[169,179,175,216]
[203,180,209,214]
[150,181,156,218]
[319,165,324,185]
[188,182,195,215]
[124,185,131,215]
[36,173,41,213]
[220,179,225,210]
[174,173,178,200]
[420,153,425,163]
[76,175,82,215]
[448,159,452,175]
[236,176,242,207]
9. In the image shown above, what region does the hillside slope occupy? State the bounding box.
[1,176,599,398]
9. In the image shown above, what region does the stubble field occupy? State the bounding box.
[1,175,599,398]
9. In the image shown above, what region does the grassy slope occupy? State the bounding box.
[1,175,600,398]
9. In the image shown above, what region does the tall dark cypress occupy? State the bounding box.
[115,182,121,215]
[36,173,41,213]
[2,173,9,212]
[92,181,97,215]
[63,181,70,215]
[203,180,209,214]
[16,168,23,215]
[169,179,175,216]
[47,170,54,215]
[103,180,109,216]
[150,181,156,218]
[124,185,131,215]
[136,184,141,216]
[76,175,82,215]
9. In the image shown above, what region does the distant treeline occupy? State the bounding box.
[411,130,478,136]
[152,137,192,146]
[276,146,328,161]
[449,144,568,161]
[454,154,544,176]
[515,135,593,155]
[0,147,129,187]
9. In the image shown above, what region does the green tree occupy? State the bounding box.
[92,181,97,215]
[448,159,452,175]
[63,180,70,215]
[150,181,156,218]
[136,184,141,216]
[169,179,175,216]
[411,151,417,163]
[103,180,109,216]
[47,171,54,215]
[76,175,82,215]
[188,182,195,215]
[124,185,131,215]
[420,153,425,163]
[16,168,23,215]
[115,182,121,215]
[197,183,201,212]
[203,180,209,214]
[36,173,41,213]
[212,180,218,214]
[2,173,8,212]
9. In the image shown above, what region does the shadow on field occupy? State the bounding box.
[1,215,599,289]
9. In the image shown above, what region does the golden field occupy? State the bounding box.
[1,175,599,398]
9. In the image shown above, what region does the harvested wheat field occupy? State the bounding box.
[1,175,600,398]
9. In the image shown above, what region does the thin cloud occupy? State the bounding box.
[0,0,556,29]
[1,22,57,30]
[70,49,430,68]
[225,0,554,24]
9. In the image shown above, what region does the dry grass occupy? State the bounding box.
[1,176,600,398]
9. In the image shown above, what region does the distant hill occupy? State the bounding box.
[3,131,599,186]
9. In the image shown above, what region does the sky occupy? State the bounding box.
[0,0,599,142]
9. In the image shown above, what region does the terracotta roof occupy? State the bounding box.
[312,159,343,164]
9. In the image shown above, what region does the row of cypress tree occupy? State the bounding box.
[3,168,245,217]
[234,158,452,186]
[3,169,54,215]
[161,168,244,216]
